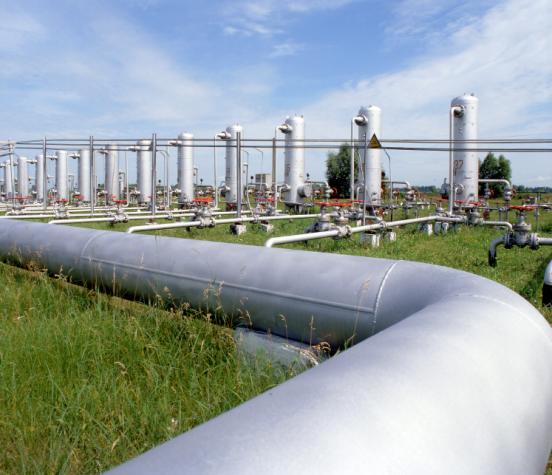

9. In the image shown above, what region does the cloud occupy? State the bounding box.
[269,42,303,58]
[291,0,552,185]
[221,0,358,37]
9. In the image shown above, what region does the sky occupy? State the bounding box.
[0,0,551,187]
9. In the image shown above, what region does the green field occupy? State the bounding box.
[0,200,551,473]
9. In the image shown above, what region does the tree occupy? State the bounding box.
[326,144,387,199]
[479,152,512,196]
[326,144,356,198]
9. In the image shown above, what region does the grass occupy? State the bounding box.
[0,196,551,473]
[0,266,297,473]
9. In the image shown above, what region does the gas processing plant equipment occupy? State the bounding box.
[355,105,382,208]
[223,124,243,209]
[177,132,194,205]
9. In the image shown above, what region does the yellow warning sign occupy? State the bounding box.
[369,134,381,149]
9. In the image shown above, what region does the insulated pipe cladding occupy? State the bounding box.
[0,220,550,475]
[177,132,194,204]
[356,105,382,206]
[104,144,119,203]
[137,140,153,204]
[17,156,29,199]
[451,94,479,203]
[35,154,45,202]
[224,124,243,206]
[54,150,69,201]
[280,115,311,207]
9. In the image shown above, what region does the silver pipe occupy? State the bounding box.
[481,221,513,231]
[538,237,552,246]
[42,137,47,208]
[236,130,242,218]
[264,216,464,248]
[479,178,512,189]
[127,213,319,234]
[0,220,549,475]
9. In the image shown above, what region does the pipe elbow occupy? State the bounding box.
[488,236,505,267]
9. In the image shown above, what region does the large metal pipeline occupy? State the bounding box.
[0,219,550,474]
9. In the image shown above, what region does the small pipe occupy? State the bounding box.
[127,213,320,234]
[538,237,552,246]
[481,221,513,231]
[488,235,505,267]
[478,178,512,189]
[265,216,465,248]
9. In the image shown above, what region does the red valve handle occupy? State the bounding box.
[509,205,535,211]
[193,197,213,204]
[56,199,69,204]
[114,199,127,205]
[315,199,353,208]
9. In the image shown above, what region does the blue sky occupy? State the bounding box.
[0,0,551,186]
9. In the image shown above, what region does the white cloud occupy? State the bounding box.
[270,42,303,57]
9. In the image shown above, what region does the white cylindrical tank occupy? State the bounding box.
[17,156,29,199]
[224,124,243,205]
[357,105,382,206]
[77,149,91,202]
[35,154,45,202]
[137,140,152,204]
[177,132,194,204]
[104,144,119,203]
[55,150,69,201]
[451,94,479,203]
[2,162,14,199]
[281,115,310,205]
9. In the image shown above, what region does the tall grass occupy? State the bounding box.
[0,265,296,473]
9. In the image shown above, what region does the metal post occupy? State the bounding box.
[236,130,242,218]
[350,119,355,201]
[89,136,95,214]
[448,107,455,216]
[213,136,218,208]
[125,151,129,204]
[151,133,157,219]
[42,137,47,210]
[8,143,15,209]
[272,135,277,210]
[362,132,368,226]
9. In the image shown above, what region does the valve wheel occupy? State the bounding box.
[193,197,213,204]
[509,205,536,211]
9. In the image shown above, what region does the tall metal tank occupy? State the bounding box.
[451,94,479,203]
[356,105,382,206]
[55,150,69,201]
[104,144,119,203]
[224,124,243,205]
[280,115,311,206]
[137,140,152,204]
[17,156,29,199]
[77,149,91,202]
[35,154,45,202]
[177,132,194,204]
[2,162,14,199]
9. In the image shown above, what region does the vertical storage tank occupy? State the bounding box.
[451,94,479,203]
[357,105,382,206]
[35,154,45,202]
[281,115,310,207]
[2,161,14,199]
[224,124,242,207]
[137,140,152,205]
[78,149,91,202]
[104,144,119,203]
[177,132,194,204]
[55,150,69,201]
[17,156,29,199]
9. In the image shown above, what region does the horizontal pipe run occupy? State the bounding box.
[264,216,465,248]
[126,214,320,234]
[0,220,549,474]
[480,221,513,231]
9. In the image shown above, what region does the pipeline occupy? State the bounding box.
[126,213,319,234]
[264,215,464,248]
[0,220,550,474]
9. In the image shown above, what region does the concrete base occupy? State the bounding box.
[259,222,274,233]
[360,232,381,248]
[419,223,433,236]
[230,224,247,236]
[384,231,397,242]
[435,222,449,234]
